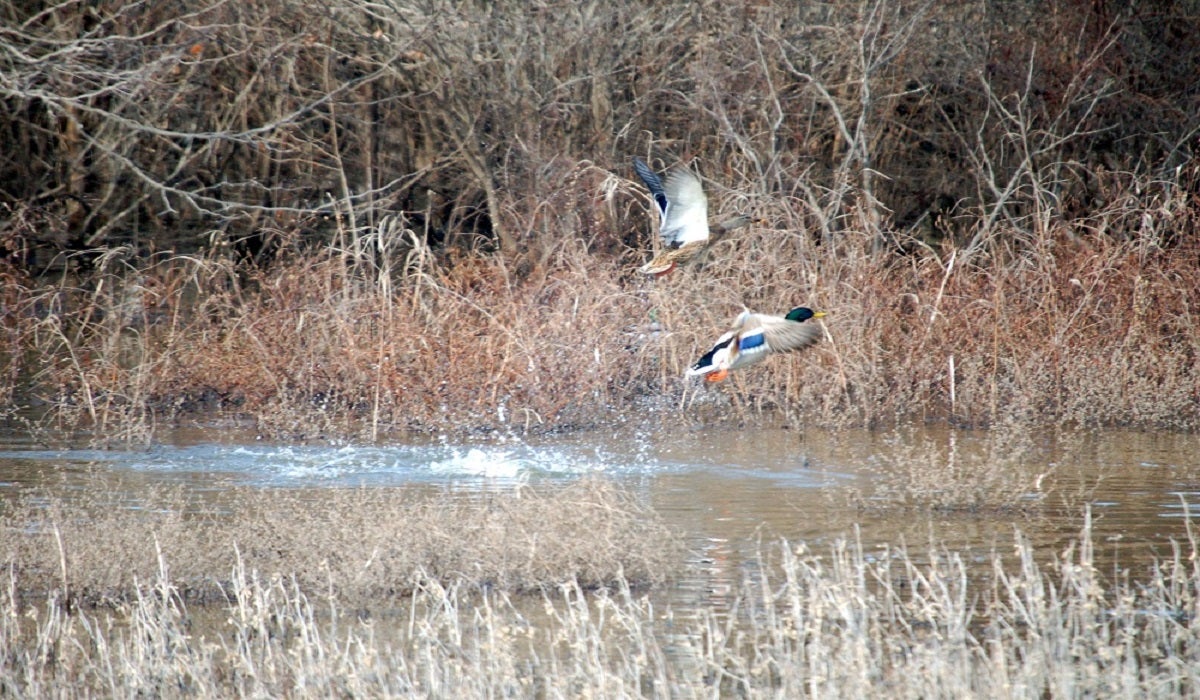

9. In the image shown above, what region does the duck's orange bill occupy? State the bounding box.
[705,369,729,383]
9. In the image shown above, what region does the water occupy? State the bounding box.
[1,424,1197,604]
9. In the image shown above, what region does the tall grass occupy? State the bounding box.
[2,510,1196,697]
[2,0,1198,441]
[5,208,1196,442]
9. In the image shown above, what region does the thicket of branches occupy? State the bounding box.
[2,0,1196,272]
[2,0,1198,438]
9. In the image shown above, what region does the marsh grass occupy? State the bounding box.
[846,423,1059,514]
[2,510,1197,698]
[7,209,1197,446]
[3,0,1199,443]
[0,477,682,606]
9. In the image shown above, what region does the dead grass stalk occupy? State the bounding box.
[1,509,1197,697]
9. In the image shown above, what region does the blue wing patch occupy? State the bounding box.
[738,331,766,352]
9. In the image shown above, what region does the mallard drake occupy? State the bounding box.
[633,157,756,276]
[687,307,826,382]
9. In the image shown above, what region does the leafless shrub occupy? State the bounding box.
[2,0,1198,440]
[5,0,1194,262]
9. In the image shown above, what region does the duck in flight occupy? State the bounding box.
[687,307,826,382]
[633,157,757,276]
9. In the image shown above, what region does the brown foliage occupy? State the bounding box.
[3,202,1197,440]
[1,0,1198,439]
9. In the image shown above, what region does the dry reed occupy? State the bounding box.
[2,0,1198,441]
[1,510,1196,698]
[5,212,1197,443]
[0,477,683,606]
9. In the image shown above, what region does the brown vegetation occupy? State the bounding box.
[4,200,1196,441]
[2,0,1198,440]
[0,477,682,606]
[2,510,1198,697]
[4,5,1197,693]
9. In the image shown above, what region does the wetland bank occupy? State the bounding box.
[3,0,1200,695]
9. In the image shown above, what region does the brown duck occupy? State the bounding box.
[633,158,757,276]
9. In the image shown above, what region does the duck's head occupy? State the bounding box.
[785,307,827,322]
[714,215,771,231]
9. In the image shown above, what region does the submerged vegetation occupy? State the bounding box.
[1,0,1197,439]
[0,478,682,605]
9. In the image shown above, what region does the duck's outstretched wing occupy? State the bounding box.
[760,315,824,354]
[661,169,709,245]
[633,158,709,246]
[633,158,668,225]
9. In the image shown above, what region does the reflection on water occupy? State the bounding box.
[0,424,1198,613]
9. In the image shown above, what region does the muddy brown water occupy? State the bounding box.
[1,424,1197,612]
